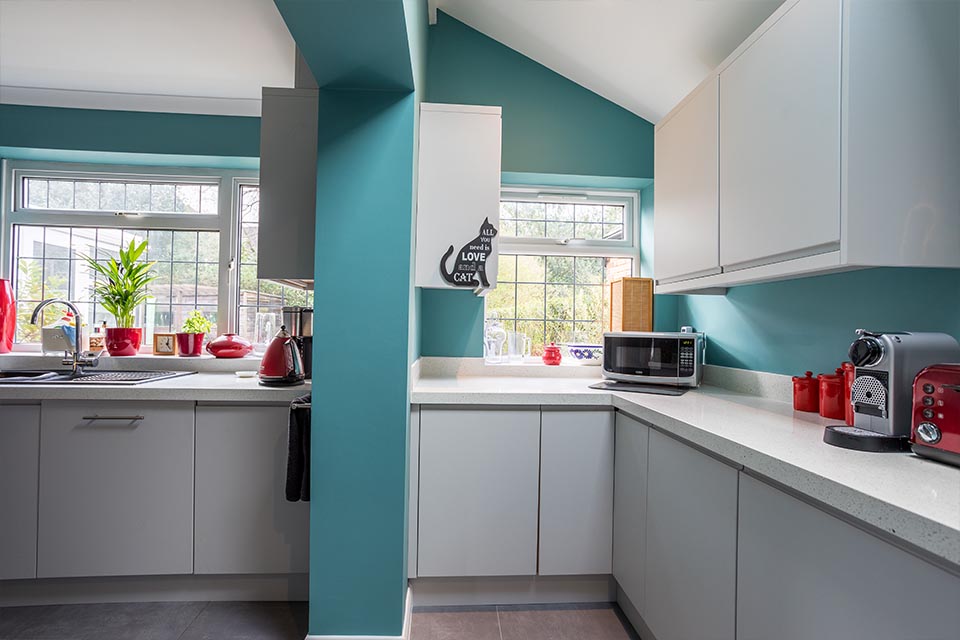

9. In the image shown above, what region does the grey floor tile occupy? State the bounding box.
[177,602,308,640]
[410,611,502,640]
[0,602,206,640]
[498,608,633,640]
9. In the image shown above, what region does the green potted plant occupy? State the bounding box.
[177,310,212,357]
[82,239,156,356]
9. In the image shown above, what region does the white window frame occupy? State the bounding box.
[497,185,639,261]
[0,159,257,345]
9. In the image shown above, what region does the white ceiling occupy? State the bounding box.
[0,0,295,116]
[432,0,784,123]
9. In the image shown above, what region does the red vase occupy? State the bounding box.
[205,333,253,359]
[105,327,142,356]
[0,279,15,354]
[176,332,205,357]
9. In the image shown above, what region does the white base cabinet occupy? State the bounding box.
[0,405,40,580]
[539,409,614,576]
[417,407,540,577]
[194,405,309,574]
[737,474,960,640]
[37,401,195,578]
[644,429,738,640]
[612,413,649,613]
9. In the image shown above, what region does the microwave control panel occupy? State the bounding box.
[679,339,696,377]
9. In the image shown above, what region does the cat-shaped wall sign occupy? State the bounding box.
[440,217,498,288]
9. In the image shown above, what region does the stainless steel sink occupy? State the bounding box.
[0,370,196,385]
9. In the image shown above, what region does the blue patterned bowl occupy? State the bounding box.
[563,343,603,365]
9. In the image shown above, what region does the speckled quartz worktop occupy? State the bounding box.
[411,362,960,570]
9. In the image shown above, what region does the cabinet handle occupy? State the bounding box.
[81,414,145,422]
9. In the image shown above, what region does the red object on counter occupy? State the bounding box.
[105,327,142,356]
[841,361,856,426]
[542,342,562,366]
[792,371,819,412]
[0,278,15,354]
[176,332,205,357]
[818,368,846,420]
[259,325,305,387]
[206,333,254,358]
[910,364,960,468]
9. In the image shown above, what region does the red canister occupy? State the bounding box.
[841,361,855,426]
[542,342,562,366]
[792,371,819,412]
[818,368,846,420]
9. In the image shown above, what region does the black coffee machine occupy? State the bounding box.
[281,306,313,379]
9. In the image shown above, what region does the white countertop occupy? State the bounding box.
[412,373,960,569]
[0,372,310,403]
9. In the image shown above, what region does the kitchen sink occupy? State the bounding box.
[0,370,196,385]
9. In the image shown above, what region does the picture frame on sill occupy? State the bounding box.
[153,332,178,356]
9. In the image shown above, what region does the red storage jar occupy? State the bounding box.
[819,368,846,420]
[841,361,856,426]
[792,371,819,412]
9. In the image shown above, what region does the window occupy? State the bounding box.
[235,184,314,343]
[485,188,638,356]
[1,161,261,351]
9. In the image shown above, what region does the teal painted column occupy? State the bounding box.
[310,89,414,635]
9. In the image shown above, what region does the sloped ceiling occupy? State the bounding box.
[0,0,295,116]
[432,0,783,123]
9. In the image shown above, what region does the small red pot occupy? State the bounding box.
[818,368,846,420]
[206,333,253,359]
[792,371,819,412]
[176,332,205,357]
[542,342,562,366]
[105,327,142,357]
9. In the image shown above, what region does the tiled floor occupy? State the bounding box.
[0,601,308,640]
[410,603,639,640]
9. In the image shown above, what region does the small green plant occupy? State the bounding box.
[82,240,156,329]
[180,310,212,335]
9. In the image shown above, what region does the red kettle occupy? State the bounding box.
[259,325,306,387]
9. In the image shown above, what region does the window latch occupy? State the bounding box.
[114,211,139,217]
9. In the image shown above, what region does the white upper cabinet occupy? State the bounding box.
[415,103,502,292]
[655,0,960,294]
[719,0,841,270]
[654,75,720,283]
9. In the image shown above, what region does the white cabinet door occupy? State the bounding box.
[194,405,309,574]
[539,409,614,576]
[37,401,194,578]
[0,405,40,580]
[738,473,960,640]
[258,88,319,282]
[417,407,539,577]
[415,103,502,290]
[612,413,649,613]
[719,0,841,269]
[645,429,738,640]
[654,75,720,283]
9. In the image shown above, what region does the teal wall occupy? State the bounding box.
[427,11,653,178]
[420,12,655,357]
[677,268,960,376]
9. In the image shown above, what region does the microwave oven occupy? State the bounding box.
[602,331,706,387]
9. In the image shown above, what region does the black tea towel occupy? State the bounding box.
[286,394,311,502]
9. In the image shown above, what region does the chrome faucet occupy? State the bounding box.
[30,299,103,376]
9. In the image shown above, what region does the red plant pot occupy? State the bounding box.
[0,278,15,354]
[176,332,205,357]
[105,327,142,357]
[205,333,253,359]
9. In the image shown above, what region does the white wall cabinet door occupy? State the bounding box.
[417,407,539,577]
[37,401,195,578]
[539,409,614,576]
[612,412,649,613]
[644,429,738,640]
[719,0,841,269]
[415,103,502,291]
[194,405,309,575]
[738,473,960,640]
[654,75,720,283]
[0,404,40,580]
